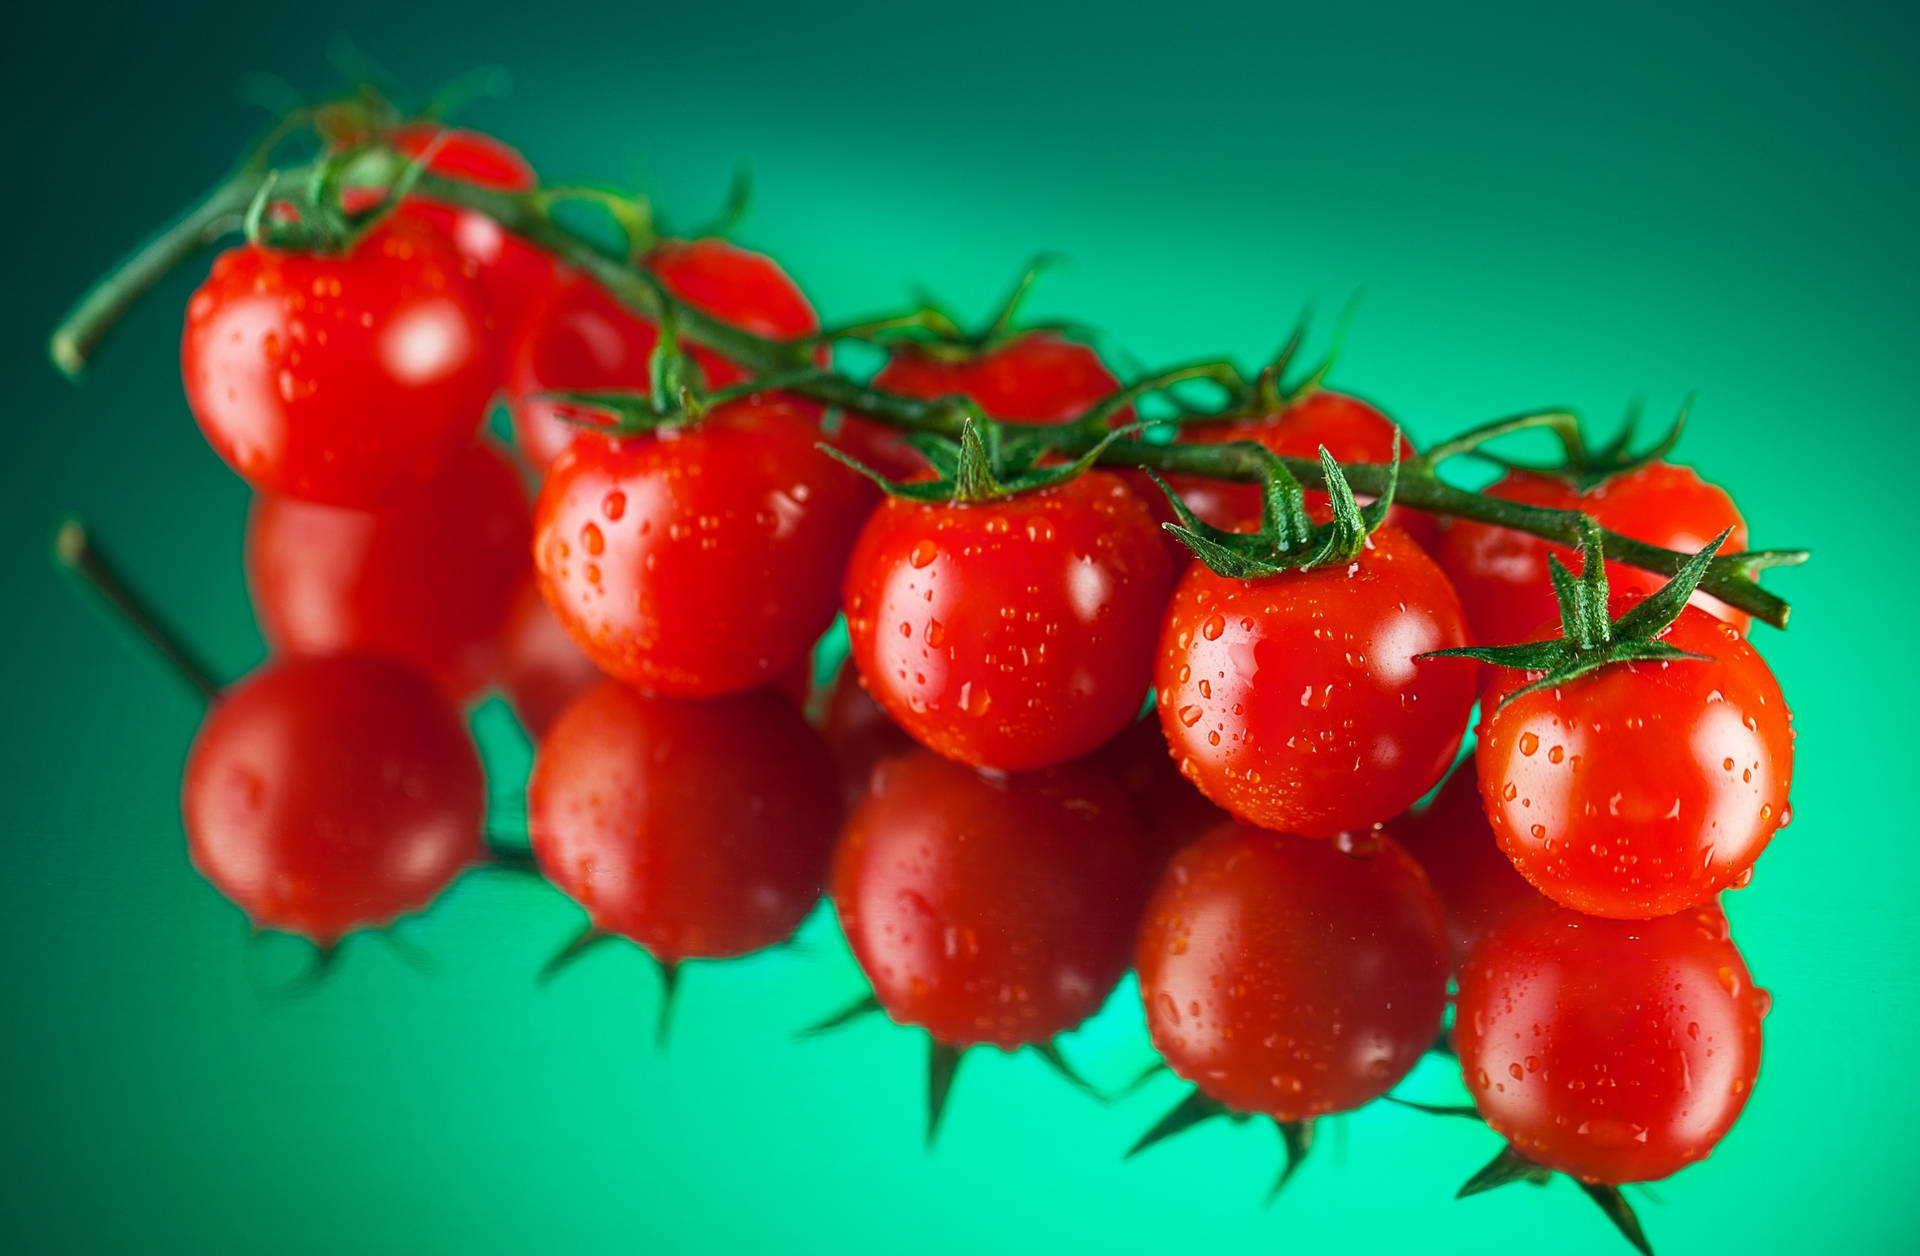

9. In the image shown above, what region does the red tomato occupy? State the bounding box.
[1137,822,1449,1119]
[181,654,485,942]
[1434,462,1750,643]
[182,213,497,508]
[843,472,1173,772]
[507,239,819,469]
[820,663,920,808]
[533,399,873,697]
[1476,598,1793,919]
[832,750,1153,1049]
[361,125,554,339]
[1155,522,1476,837]
[1455,903,1767,1182]
[529,682,840,958]
[247,440,532,701]
[1172,390,1438,550]
[835,332,1123,481]
[1390,763,1545,967]
[498,582,605,739]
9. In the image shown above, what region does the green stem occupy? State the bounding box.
[51,518,223,701]
[1087,441,1796,627]
[49,173,258,378]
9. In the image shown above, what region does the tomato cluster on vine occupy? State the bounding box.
[52,97,1809,1256]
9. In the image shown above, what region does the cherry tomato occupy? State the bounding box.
[530,682,840,958]
[498,581,605,739]
[1137,822,1449,1119]
[1155,522,1475,837]
[182,213,497,508]
[534,399,873,697]
[1455,903,1766,1182]
[381,124,555,339]
[181,654,485,942]
[1434,461,1750,643]
[1390,763,1545,967]
[844,472,1173,772]
[1476,598,1792,919]
[835,332,1123,481]
[507,239,819,469]
[1172,390,1438,550]
[820,662,920,808]
[247,439,532,701]
[832,750,1152,1049]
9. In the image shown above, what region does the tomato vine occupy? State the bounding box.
[49,119,1806,628]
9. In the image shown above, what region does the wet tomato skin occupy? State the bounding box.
[1172,390,1437,550]
[1435,462,1750,644]
[832,750,1153,1049]
[1155,522,1476,838]
[1454,903,1766,1183]
[843,471,1174,772]
[1476,598,1792,919]
[508,240,819,469]
[182,655,485,943]
[533,399,874,698]
[1137,822,1449,1120]
[1391,764,1546,967]
[529,682,841,959]
[182,213,497,508]
[247,440,532,701]
[836,332,1124,481]
[380,125,553,336]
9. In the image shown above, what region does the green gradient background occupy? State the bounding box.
[3,3,1914,1252]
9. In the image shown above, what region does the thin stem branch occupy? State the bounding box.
[51,518,223,701]
[49,176,258,378]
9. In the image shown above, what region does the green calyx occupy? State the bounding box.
[1456,1146,1652,1256]
[533,308,835,438]
[1440,398,1691,493]
[821,415,1124,505]
[243,133,443,255]
[1422,516,1729,706]
[811,254,1094,362]
[1124,1086,1313,1206]
[1152,438,1402,579]
[1390,1097,1656,1254]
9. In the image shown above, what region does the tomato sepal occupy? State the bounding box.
[1264,1118,1314,1206]
[1030,1041,1106,1104]
[1423,518,1731,706]
[819,415,1126,504]
[535,923,681,1046]
[796,991,884,1040]
[1148,439,1401,577]
[927,1040,967,1146]
[535,925,617,986]
[1456,1144,1553,1197]
[1454,1144,1655,1256]
[242,929,343,1001]
[1123,1086,1232,1160]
